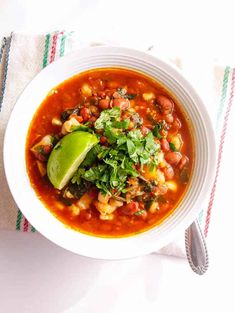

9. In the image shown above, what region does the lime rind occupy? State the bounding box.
[47,131,98,190]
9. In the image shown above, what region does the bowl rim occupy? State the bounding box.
[3,45,216,259]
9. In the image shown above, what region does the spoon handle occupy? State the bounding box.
[185,220,209,275]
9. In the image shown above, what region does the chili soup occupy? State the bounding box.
[26,68,193,237]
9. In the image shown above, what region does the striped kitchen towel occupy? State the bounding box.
[0,32,234,256]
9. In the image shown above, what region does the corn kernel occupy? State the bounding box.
[166,180,177,192]
[142,92,155,101]
[81,83,92,96]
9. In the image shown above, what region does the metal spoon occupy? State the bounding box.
[185,219,209,275]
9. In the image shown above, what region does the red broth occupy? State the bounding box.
[26,68,194,237]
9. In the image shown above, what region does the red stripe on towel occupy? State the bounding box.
[49,33,58,63]
[23,217,29,232]
[204,68,235,237]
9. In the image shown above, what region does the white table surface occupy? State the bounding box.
[0,1,235,312]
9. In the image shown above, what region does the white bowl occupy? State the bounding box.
[4,46,216,259]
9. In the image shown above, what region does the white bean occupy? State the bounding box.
[70,204,80,216]
[61,117,79,135]
[156,169,165,184]
[98,192,111,204]
[36,160,47,177]
[99,213,114,221]
[109,198,123,207]
[76,193,92,210]
[95,201,116,215]
[52,117,62,126]
[149,202,159,213]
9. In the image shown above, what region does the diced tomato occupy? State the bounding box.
[33,152,47,162]
[112,98,130,110]
[98,91,106,98]
[32,144,52,162]
[118,201,139,216]
[140,126,150,136]
[69,114,83,123]
[43,145,53,154]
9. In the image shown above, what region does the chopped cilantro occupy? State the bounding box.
[71,107,159,195]
[134,210,145,216]
[125,93,137,100]
[169,142,178,152]
[116,87,137,100]
[111,119,130,129]
[153,122,163,139]
[71,168,86,185]
[81,144,102,167]
[94,107,121,129]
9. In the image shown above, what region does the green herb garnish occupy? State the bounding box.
[134,210,145,216]
[94,107,121,130]
[81,144,102,167]
[116,87,137,100]
[71,108,160,195]
[153,122,163,139]
[71,168,86,185]
[169,142,178,152]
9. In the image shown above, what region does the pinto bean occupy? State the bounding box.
[112,98,130,110]
[163,165,174,180]
[155,94,174,114]
[89,105,99,117]
[89,96,99,105]
[99,99,110,109]
[161,138,170,151]
[178,155,189,170]
[165,151,182,165]
[172,118,182,131]
[80,107,91,122]
[88,116,97,124]
[100,136,108,145]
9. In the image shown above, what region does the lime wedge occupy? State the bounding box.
[47,131,98,190]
